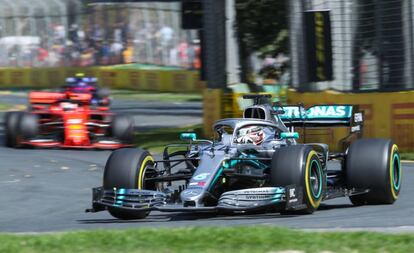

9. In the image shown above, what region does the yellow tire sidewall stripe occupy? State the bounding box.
[390,144,400,200]
[138,155,154,190]
[305,150,321,209]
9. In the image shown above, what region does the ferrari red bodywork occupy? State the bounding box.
[15,91,133,149]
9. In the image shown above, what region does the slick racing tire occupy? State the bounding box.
[17,113,39,140]
[271,145,324,214]
[103,148,157,219]
[4,111,22,147]
[111,115,134,143]
[346,139,401,205]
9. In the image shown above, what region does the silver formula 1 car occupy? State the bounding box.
[87,94,401,219]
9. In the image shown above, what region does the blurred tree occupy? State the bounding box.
[235,0,288,84]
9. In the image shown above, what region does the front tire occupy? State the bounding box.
[4,112,21,147]
[271,145,324,214]
[346,139,401,205]
[103,148,156,219]
[17,113,39,140]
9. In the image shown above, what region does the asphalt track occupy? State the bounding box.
[0,93,413,233]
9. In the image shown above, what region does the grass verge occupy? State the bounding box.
[0,89,202,103]
[1,226,414,253]
[400,152,414,161]
[0,103,20,111]
[112,90,202,102]
[135,125,203,153]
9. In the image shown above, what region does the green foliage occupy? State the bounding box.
[235,0,288,56]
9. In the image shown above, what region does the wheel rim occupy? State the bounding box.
[140,164,151,189]
[392,152,401,191]
[309,159,322,199]
[138,156,154,189]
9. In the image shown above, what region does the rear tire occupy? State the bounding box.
[271,145,324,214]
[346,139,401,205]
[103,148,156,219]
[4,112,22,147]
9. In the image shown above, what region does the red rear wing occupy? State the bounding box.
[29,92,92,104]
[29,92,66,104]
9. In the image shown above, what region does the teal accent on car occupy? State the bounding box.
[180,132,197,141]
[307,105,352,119]
[310,160,323,199]
[208,167,223,191]
[278,105,353,120]
[211,155,268,191]
[271,194,283,202]
[393,153,401,191]
[280,132,299,139]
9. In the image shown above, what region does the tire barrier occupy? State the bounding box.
[0,66,202,92]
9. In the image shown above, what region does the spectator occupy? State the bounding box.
[0,6,200,69]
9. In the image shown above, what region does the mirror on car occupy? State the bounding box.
[280,132,299,139]
[274,109,285,115]
[180,132,197,141]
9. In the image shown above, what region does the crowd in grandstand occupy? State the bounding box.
[0,21,200,69]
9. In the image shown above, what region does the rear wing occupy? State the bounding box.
[29,92,66,104]
[277,104,363,132]
[29,91,92,105]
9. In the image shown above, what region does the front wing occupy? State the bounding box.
[86,185,307,214]
[19,140,132,149]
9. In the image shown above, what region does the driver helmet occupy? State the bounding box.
[66,77,76,85]
[75,72,85,83]
[236,126,265,145]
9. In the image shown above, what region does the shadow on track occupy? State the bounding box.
[78,203,355,225]
[318,203,354,211]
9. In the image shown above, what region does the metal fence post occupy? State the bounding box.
[202,0,226,89]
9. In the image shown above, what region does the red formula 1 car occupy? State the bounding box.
[4,91,134,149]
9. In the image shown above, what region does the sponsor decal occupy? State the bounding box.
[189,182,205,187]
[307,105,350,118]
[244,195,276,200]
[197,182,206,187]
[305,10,333,82]
[193,172,210,181]
[232,188,281,195]
[279,106,305,119]
[280,105,352,119]
[354,112,363,123]
[351,125,361,133]
[181,188,203,198]
[289,188,296,198]
[67,119,82,124]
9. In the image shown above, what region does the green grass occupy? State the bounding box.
[1,226,414,253]
[112,90,202,102]
[0,103,19,111]
[400,153,414,161]
[0,89,202,103]
[135,125,203,153]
